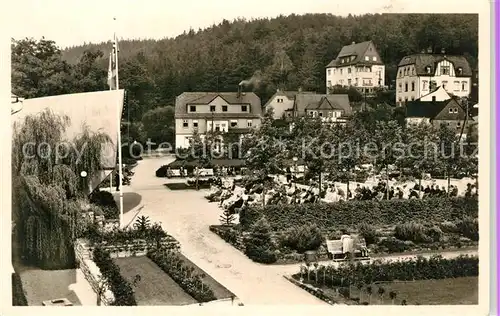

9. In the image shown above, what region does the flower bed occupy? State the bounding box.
[82,223,180,252]
[147,250,217,302]
[284,275,336,305]
[93,247,137,306]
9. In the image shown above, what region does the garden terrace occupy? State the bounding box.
[114,256,198,305]
[210,197,478,264]
[239,197,478,231]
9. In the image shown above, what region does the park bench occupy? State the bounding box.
[326,235,370,261]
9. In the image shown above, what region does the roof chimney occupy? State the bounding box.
[238,83,242,98]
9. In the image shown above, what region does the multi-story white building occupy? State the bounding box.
[325,41,385,94]
[174,91,261,149]
[396,54,472,106]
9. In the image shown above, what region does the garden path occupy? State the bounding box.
[126,157,327,305]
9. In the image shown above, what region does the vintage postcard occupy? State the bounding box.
[1,0,493,315]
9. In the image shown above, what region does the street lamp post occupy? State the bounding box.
[80,171,88,191]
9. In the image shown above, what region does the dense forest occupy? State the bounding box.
[13,13,478,124]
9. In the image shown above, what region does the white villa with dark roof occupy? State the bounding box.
[174,91,261,149]
[325,41,386,94]
[396,54,472,106]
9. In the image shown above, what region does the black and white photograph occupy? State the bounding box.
[4,0,491,314]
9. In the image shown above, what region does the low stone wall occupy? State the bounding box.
[74,240,114,305]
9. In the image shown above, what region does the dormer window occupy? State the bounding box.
[241,105,248,112]
[365,56,369,61]
[449,108,453,113]
[426,66,431,74]
[373,56,377,61]
[210,105,216,112]
[189,105,196,112]
[457,67,463,75]
[441,65,450,75]
[351,56,355,61]
[222,105,228,112]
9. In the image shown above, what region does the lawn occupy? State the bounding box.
[114,256,197,306]
[320,277,478,305]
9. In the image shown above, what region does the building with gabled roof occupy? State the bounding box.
[396,53,472,106]
[405,97,475,135]
[174,91,262,149]
[294,94,352,123]
[325,41,385,94]
[263,89,315,119]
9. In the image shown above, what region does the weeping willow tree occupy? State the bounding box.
[12,109,112,269]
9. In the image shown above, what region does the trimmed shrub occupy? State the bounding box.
[358,223,378,245]
[438,221,458,233]
[243,217,277,263]
[93,247,137,306]
[156,165,169,177]
[456,217,479,241]
[426,226,443,242]
[394,222,431,243]
[239,197,478,232]
[378,237,412,253]
[280,224,324,253]
[90,190,117,212]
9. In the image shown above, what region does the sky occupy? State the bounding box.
[8,0,482,48]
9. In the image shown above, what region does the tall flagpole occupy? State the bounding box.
[114,18,125,228]
[109,52,113,191]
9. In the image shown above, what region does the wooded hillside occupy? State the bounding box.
[15,13,478,122]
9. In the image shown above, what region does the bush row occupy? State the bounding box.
[12,273,28,306]
[92,247,137,306]
[285,276,335,305]
[148,250,216,302]
[83,223,179,249]
[240,197,478,231]
[294,255,478,288]
[209,225,243,250]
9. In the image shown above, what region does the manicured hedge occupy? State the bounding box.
[156,165,169,177]
[12,273,28,306]
[293,254,478,288]
[240,197,478,231]
[89,190,118,219]
[92,247,137,306]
